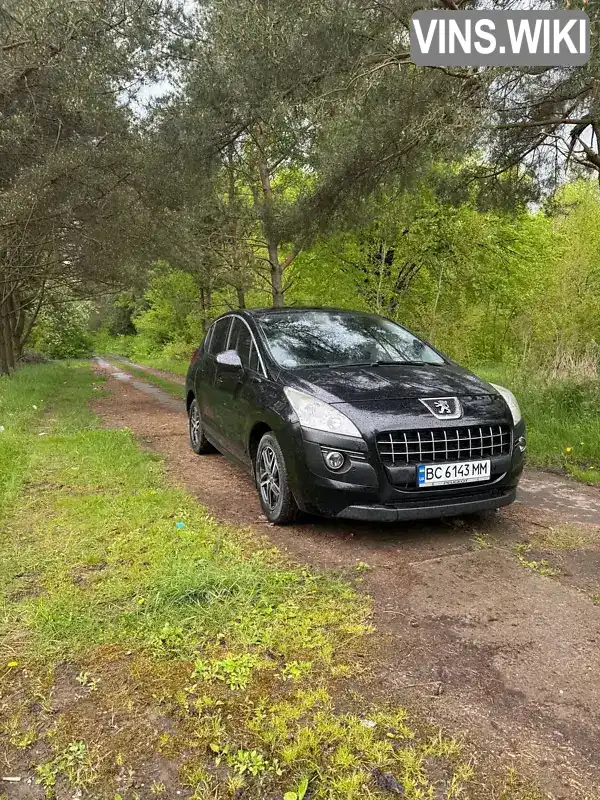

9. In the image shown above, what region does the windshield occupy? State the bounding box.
[257,311,445,369]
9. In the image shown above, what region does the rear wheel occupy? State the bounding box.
[256,432,298,524]
[189,398,214,455]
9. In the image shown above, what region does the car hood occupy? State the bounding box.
[281,363,495,404]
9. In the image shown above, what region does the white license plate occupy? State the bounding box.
[417,459,491,487]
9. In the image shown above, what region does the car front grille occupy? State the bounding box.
[377,425,511,465]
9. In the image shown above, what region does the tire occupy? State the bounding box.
[255,432,298,524]
[189,398,215,455]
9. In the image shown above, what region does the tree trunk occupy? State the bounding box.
[268,242,284,308]
[9,292,23,360]
[0,299,15,373]
[0,316,9,376]
[255,141,285,307]
[20,294,44,355]
[429,262,445,344]
[227,145,247,311]
[200,287,213,332]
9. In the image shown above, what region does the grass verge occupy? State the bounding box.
[1,363,541,799]
[137,356,189,377]
[120,363,185,400]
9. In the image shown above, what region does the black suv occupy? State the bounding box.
[186,308,526,524]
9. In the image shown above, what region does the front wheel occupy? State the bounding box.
[189,398,215,455]
[255,432,298,524]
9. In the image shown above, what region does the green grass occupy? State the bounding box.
[122,363,185,399]
[476,365,600,481]
[92,332,190,376]
[137,355,189,377]
[0,362,542,799]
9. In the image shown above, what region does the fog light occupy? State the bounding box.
[324,450,345,471]
[517,436,527,453]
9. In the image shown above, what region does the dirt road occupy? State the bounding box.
[93,358,600,799]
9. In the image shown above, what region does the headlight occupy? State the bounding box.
[284,387,362,438]
[491,383,522,426]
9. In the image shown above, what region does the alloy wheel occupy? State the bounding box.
[259,445,281,510]
[190,403,201,448]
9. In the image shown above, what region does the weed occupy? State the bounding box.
[473,532,492,549]
[514,542,532,555]
[192,653,260,690]
[284,775,310,800]
[152,623,187,655]
[36,740,97,793]
[5,715,37,749]
[514,540,563,575]
[499,768,545,799]
[530,526,587,550]
[75,671,99,691]
[211,744,280,777]
[518,556,561,578]
[282,660,312,682]
[447,762,475,797]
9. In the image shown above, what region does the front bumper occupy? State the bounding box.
[284,421,525,522]
[336,488,517,522]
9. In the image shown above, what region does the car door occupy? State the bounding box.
[212,317,262,463]
[197,316,232,442]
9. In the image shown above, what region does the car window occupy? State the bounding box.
[249,341,261,373]
[256,311,444,368]
[228,318,252,368]
[200,327,212,353]
[208,317,231,355]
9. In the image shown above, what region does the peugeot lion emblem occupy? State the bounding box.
[419,397,463,420]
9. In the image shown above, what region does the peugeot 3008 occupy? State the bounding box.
[185,308,526,524]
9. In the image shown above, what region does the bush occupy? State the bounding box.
[160,339,199,362]
[133,268,202,352]
[92,331,136,358]
[31,302,93,360]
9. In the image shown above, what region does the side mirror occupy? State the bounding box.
[216,349,243,370]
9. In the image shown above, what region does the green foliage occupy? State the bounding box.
[102,293,139,337]
[31,301,93,360]
[192,654,260,691]
[284,775,309,800]
[133,266,202,352]
[36,741,97,793]
[0,0,167,373]
[288,179,559,366]
[94,267,206,367]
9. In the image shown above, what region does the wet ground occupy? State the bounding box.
[92,358,600,799]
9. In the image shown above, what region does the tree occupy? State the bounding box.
[0,0,170,373]
[175,0,600,244]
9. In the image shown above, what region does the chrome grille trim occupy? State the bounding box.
[377,425,511,465]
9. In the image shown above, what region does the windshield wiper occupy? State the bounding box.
[353,360,427,367]
[291,360,437,368]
